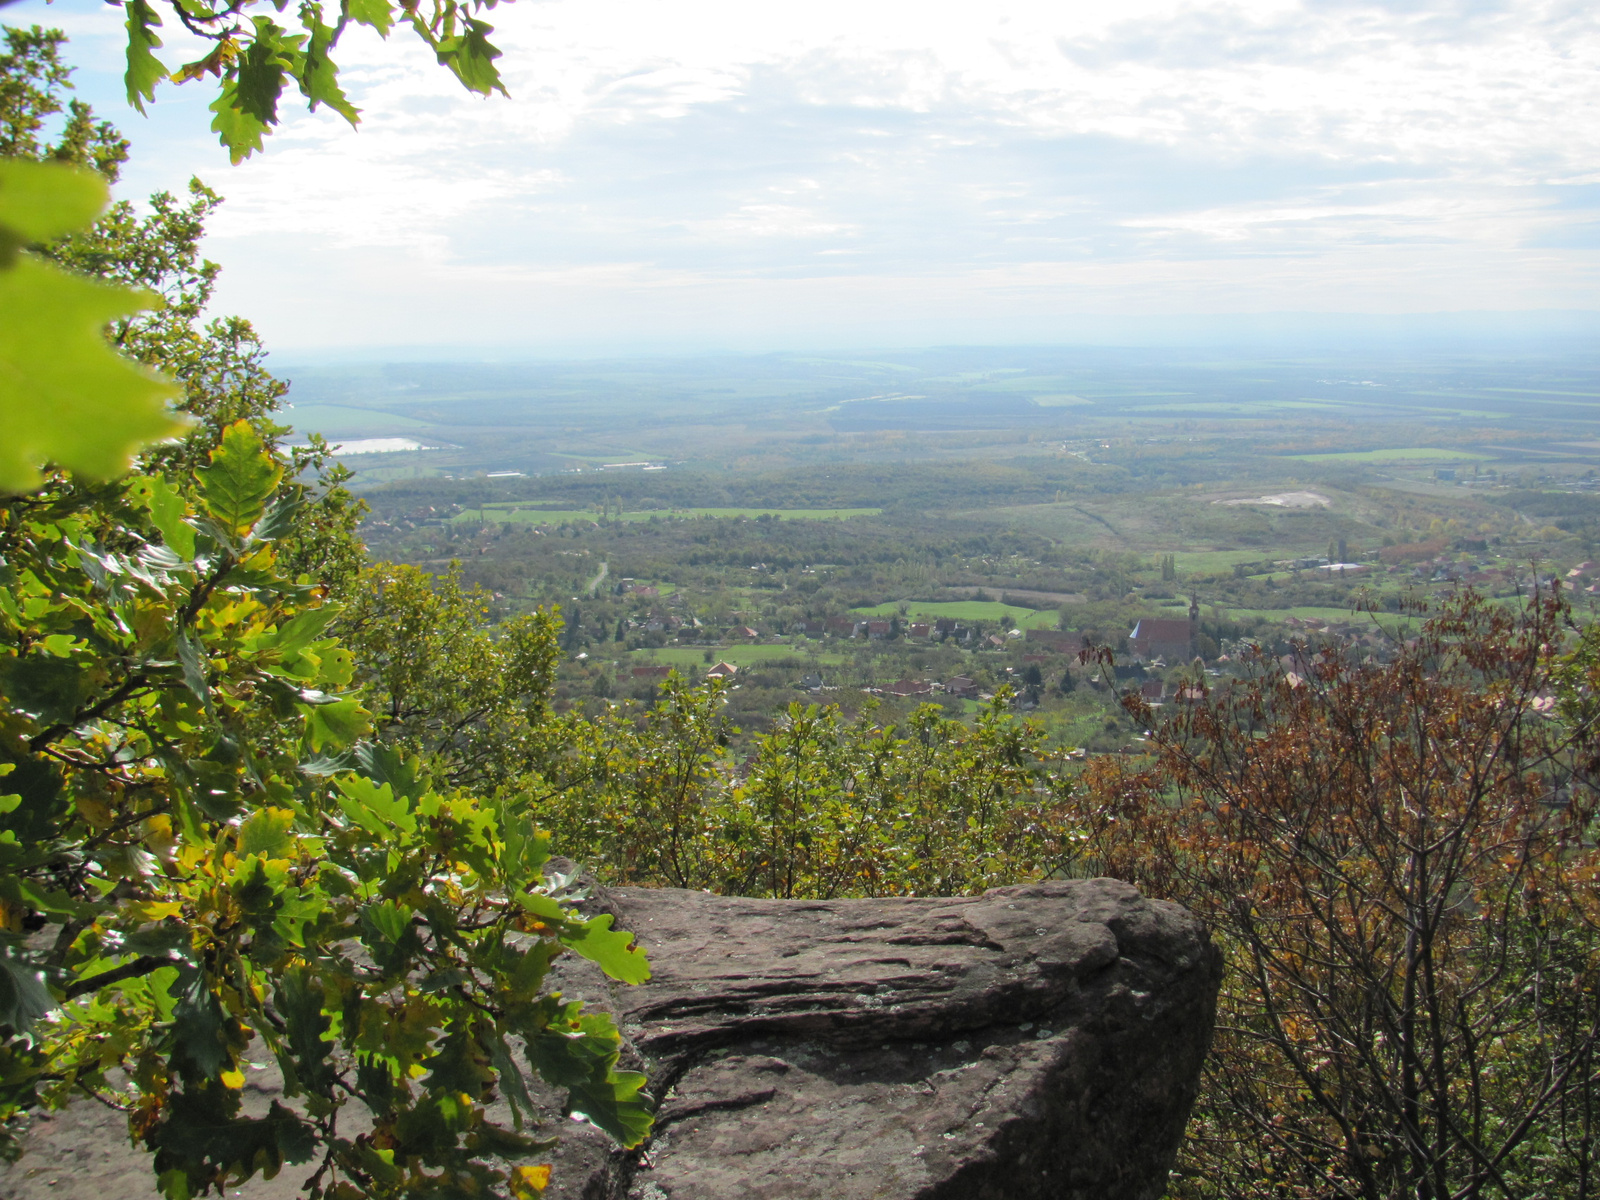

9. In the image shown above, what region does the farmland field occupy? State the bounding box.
[458,506,881,525]
[967,494,1371,554]
[849,600,1060,628]
[1285,447,1491,463]
[629,645,850,668]
[1171,549,1287,574]
[1223,605,1415,626]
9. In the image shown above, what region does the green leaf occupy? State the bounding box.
[208,17,303,162]
[351,741,427,800]
[276,967,336,1094]
[0,159,108,247]
[174,629,210,706]
[195,420,284,539]
[333,774,417,836]
[358,900,421,973]
[253,488,307,542]
[145,1093,314,1195]
[208,80,271,166]
[303,697,370,751]
[0,172,183,494]
[297,3,361,125]
[139,475,197,560]
[499,807,551,879]
[265,604,339,657]
[123,0,168,113]
[514,891,567,924]
[559,913,650,985]
[492,1033,535,1123]
[237,806,296,858]
[434,17,506,97]
[567,1068,653,1148]
[0,950,54,1034]
[346,0,397,37]
[0,652,91,726]
[168,968,232,1078]
[423,1020,495,1096]
[524,1007,652,1147]
[237,19,299,120]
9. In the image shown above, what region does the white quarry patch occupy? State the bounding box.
[325,437,429,455]
[1215,491,1330,508]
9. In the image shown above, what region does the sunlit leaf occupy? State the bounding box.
[208,78,271,164]
[304,697,371,751]
[346,0,397,37]
[509,1164,552,1198]
[195,420,283,538]
[559,913,650,985]
[297,3,360,125]
[0,165,182,494]
[123,0,168,113]
[0,159,107,245]
[237,807,296,858]
[432,16,506,97]
[134,474,197,559]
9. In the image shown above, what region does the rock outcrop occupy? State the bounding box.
[0,878,1219,1200]
[558,877,1222,1200]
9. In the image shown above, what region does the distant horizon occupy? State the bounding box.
[269,309,1600,365]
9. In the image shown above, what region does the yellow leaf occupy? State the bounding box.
[74,795,115,830]
[127,900,184,922]
[509,1165,551,1198]
[220,1068,245,1089]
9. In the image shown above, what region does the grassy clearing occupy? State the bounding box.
[628,645,850,668]
[968,494,1356,557]
[1285,447,1490,463]
[460,506,880,525]
[850,600,1059,629]
[1225,605,1420,627]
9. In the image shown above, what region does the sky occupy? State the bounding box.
[10,0,1600,355]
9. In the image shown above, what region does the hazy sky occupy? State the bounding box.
[13,0,1600,353]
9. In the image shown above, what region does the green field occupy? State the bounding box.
[1285,447,1490,463]
[850,600,1059,629]
[460,506,880,525]
[629,645,849,668]
[1224,605,1416,626]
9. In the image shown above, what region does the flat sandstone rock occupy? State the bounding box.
[0,878,1219,1200]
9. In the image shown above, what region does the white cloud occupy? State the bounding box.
[7,0,1599,348]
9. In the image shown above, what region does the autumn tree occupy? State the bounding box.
[1083,590,1600,1200]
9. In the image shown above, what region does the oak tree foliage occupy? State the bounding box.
[116,0,514,162]
[0,421,653,1200]
[0,36,651,1199]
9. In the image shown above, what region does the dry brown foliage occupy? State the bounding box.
[1084,590,1600,1200]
